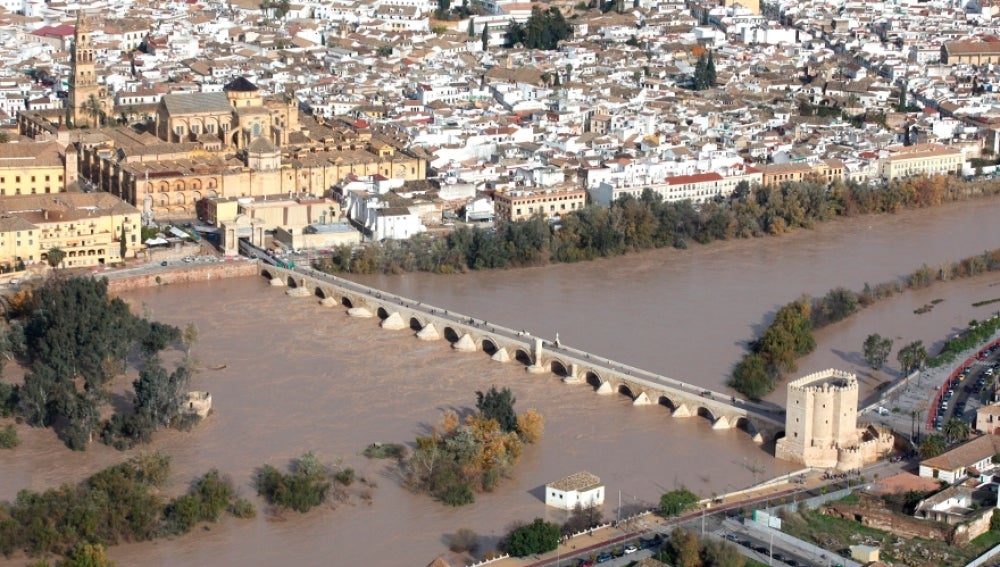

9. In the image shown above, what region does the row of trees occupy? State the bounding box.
[316,175,1000,277]
[1,277,198,450]
[657,528,747,567]
[504,7,572,50]
[730,246,1000,399]
[404,386,543,506]
[0,452,252,560]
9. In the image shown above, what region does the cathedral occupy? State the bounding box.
[19,12,426,221]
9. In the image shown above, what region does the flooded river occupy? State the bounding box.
[2,197,1000,566]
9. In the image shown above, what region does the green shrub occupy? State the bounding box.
[0,424,19,448]
[334,468,355,486]
[254,454,332,513]
[228,498,256,519]
[362,442,405,459]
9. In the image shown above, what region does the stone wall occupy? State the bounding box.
[105,261,259,293]
[824,498,951,541]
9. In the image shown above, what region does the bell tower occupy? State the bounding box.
[68,11,110,128]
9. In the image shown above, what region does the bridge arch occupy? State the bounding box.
[658,395,677,411]
[514,348,532,366]
[261,268,274,280]
[314,286,330,299]
[585,371,603,391]
[697,406,717,423]
[286,275,300,288]
[376,306,391,320]
[618,383,636,400]
[442,326,461,343]
[734,416,759,438]
[409,317,423,331]
[550,359,570,377]
[481,338,499,356]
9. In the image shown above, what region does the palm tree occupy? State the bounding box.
[85,94,102,128]
[46,247,65,268]
[919,433,946,459]
[942,418,971,444]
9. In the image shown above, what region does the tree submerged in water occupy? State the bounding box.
[405,386,544,505]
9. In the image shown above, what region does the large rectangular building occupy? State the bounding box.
[878,143,963,181]
[493,185,587,222]
[0,192,141,271]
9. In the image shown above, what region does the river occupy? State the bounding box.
[2,197,1000,566]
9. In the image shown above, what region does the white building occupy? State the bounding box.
[545,471,605,511]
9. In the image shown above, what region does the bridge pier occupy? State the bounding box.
[632,392,653,406]
[712,416,734,430]
[452,334,477,351]
[348,306,373,318]
[672,404,694,417]
[491,348,511,363]
[416,323,440,340]
[527,337,546,373]
[269,278,285,287]
[319,296,338,307]
[596,381,613,395]
[380,312,406,330]
[562,363,583,384]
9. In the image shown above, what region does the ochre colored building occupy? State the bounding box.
[0,141,77,196]
[0,192,141,270]
[492,185,587,222]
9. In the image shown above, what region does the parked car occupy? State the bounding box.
[596,552,613,564]
[624,545,638,554]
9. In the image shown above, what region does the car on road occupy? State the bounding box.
[596,552,613,563]
[724,534,740,542]
[624,545,638,554]
[160,261,168,266]
[754,545,770,556]
[576,560,594,567]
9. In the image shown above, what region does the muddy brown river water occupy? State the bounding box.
[3,198,1000,566]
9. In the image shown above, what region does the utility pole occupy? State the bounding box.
[617,489,622,527]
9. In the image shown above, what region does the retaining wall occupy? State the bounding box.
[105,261,258,293]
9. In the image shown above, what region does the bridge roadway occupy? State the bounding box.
[261,263,786,443]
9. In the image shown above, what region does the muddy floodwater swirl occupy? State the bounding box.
[2,197,1000,566]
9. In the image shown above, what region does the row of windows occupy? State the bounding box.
[0,188,54,195]
[0,175,63,184]
[514,202,579,215]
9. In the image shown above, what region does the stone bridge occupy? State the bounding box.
[260,264,786,444]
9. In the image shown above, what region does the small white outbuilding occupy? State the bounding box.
[545,471,604,511]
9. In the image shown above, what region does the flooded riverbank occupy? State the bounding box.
[2,197,1000,566]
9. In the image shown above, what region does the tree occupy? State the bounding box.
[133,358,189,429]
[447,528,479,553]
[919,433,946,459]
[863,333,893,370]
[667,528,702,567]
[503,518,560,557]
[706,50,716,88]
[182,322,199,356]
[942,417,970,444]
[693,53,709,90]
[482,23,489,51]
[659,487,698,517]
[727,353,774,401]
[897,340,927,374]
[119,225,127,261]
[476,385,518,433]
[57,542,116,567]
[46,247,65,269]
[84,94,103,128]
